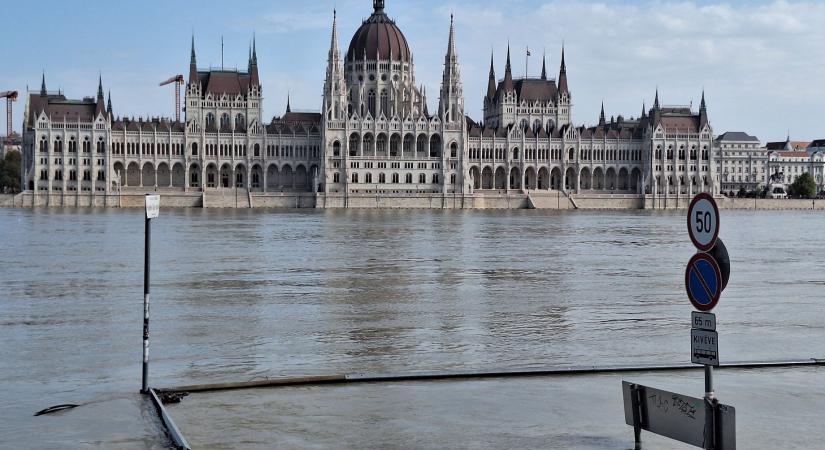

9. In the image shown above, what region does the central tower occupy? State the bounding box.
[321,0,465,200]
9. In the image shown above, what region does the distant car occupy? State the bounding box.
[769,185,788,199]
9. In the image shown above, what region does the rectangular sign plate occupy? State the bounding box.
[145,195,160,219]
[692,312,716,331]
[691,329,719,366]
[623,381,736,449]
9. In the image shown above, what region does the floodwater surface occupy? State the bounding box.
[1,207,824,448]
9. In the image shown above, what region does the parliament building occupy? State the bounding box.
[21,0,716,208]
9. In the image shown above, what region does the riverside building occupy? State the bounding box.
[20,0,717,208]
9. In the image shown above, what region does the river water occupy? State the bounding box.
[1,207,824,448]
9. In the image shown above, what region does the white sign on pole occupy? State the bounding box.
[687,193,719,252]
[145,195,160,219]
[692,311,716,331]
[691,329,719,366]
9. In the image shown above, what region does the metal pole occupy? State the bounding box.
[141,214,151,394]
[704,365,715,450]
[631,384,643,449]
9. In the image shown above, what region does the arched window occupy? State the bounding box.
[235,113,245,130]
[368,90,376,117]
[405,173,413,183]
[419,173,426,183]
[333,141,341,157]
[220,113,230,130]
[206,113,215,128]
[568,148,574,160]
[512,148,519,160]
[254,143,260,157]
[379,173,386,183]
[348,134,358,156]
[429,134,441,158]
[392,173,399,183]
[192,143,198,156]
[365,173,373,183]
[352,173,359,183]
[380,90,388,116]
[450,142,458,158]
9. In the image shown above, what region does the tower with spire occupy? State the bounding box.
[438,14,463,123]
[323,10,347,122]
[484,44,570,131]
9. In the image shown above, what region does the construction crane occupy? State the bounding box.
[0,91,18,145]
[159,75,184,122]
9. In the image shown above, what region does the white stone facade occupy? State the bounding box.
[21,0,718,204]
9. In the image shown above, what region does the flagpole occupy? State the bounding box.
[525,46,529,78]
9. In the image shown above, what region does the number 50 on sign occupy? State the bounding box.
[687,193,719,252]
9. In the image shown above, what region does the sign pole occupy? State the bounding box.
[141,207,151,394]
[704,366,715,450]
[141,194,159,394]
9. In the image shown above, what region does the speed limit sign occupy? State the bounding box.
[687,193,719,252]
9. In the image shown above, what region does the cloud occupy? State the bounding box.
[427,0,825,140]
[8,0,825,142]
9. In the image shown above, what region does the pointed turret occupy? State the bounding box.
[699,90,708,127]
[286,93,291,113]
[439,13,463,122]
[599,102,606,127]
[107,90,113,116]
[541,51,547,80]
[558,45,569,94]
[95,75,106,116]
[652,88,662,125]
[189,35,198,84]
[503,44,514,92]
[324,10,347,120]
[40,72,46,96]
[97,74,104,102]
[641,102,646,119]
[250,33,260,86]
[486,52,496,101]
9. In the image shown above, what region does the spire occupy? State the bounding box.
[447,14,456,59]
[107,90,112,115]
[486,51,496,101]
[252,33,258,64]
[286,93,291,113]
[249,33,260,86]
[189,35,198,84]
[599,102,606,127]
[190,34,196,65]
[699,90,708,127]
[503,44,514,92]
[541,51,547,80]
[641,102,646,119]
[440,13,462,122]
[328,9,340,60]
[652,88,662,125]
[40,72,46,96]
[557,44,569,94]
[97,74,104,100]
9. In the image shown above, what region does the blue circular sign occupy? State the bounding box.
[685,253,722,311]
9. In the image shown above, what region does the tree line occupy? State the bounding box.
[0,151,21,194]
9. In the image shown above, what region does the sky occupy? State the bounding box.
[1,0,822,142]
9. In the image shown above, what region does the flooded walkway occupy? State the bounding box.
[2,208,824,448]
